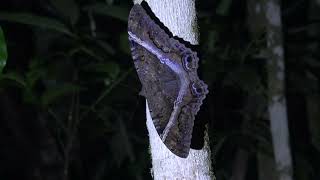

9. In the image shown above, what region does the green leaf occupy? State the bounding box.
[0,72,26,87]
[49,0,79,25]
[0,13,74,37]
[23,88,39,105]
[119,32,130,55]
[26,68,46,89]
[0,27,7,73]
[83,3,129,22]
[109,118,135,166]
[224,68,262,92]
[305,57,320,68]
[216,0,233,16]
[41,83,83,106]
[85,62,120,79]
[207,30,218,53]
[96,40,116,55]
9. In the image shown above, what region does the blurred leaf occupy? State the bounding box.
[92,159,107,180]
[83,3,129,22]
[105,0,115,5]
[207,30,218,53]
[23,88,39,105]
[26,68,46,89]
[242,93,267,119]
[0,72,26,87]
[50,0,79,25]
[0,27,7,73]
[224,68,262,92]
[109,118,135,166]
[307,95,320,152]
[216,0,233,16]
[96,40,116,55]
[0,13,74,36]
[288,71,318,94]
[69,46,105,61]
[305,56,320,68]
[85,62,120,79]
[295,154,314,180]
[213,135,229,158]
[119,32,130,55]
[41,83,83,106]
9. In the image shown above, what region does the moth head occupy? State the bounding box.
[190,81,208,97]
[182,53,198,71]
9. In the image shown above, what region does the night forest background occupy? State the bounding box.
[0,0,319,180]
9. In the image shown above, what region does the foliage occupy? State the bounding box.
[0,0,147,179]
[0,26,7,73]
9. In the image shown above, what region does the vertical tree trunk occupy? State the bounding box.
[247,1,293,180]
[132,0,214,179]
[265,1,293,178]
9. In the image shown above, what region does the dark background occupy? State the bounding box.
[0,0,319,179]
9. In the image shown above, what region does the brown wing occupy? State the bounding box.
[129,38,179,136]
[128,4,208,158]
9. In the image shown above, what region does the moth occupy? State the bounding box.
[128,3,208,158]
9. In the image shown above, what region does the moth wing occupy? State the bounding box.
[128,5,180,136]
[129,39,179,135]
[128,4,206,158]
[163,106,195,158]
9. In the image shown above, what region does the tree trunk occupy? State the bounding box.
[132,0,214,179]
[247,1,293,180]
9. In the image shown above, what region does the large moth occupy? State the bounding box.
[128,3,208,158]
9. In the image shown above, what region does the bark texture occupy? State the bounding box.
[132,0,214,179]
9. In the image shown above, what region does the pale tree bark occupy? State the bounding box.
[247,1,293,180]
[132,0,214,179]
[247,3,276,180]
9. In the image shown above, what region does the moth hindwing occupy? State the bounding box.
[128,4,208,158]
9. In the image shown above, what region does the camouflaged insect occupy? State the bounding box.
[128,4,208,158]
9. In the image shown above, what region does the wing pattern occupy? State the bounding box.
[128,4,208,158]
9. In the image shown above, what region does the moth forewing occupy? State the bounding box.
[128,4,208,158]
